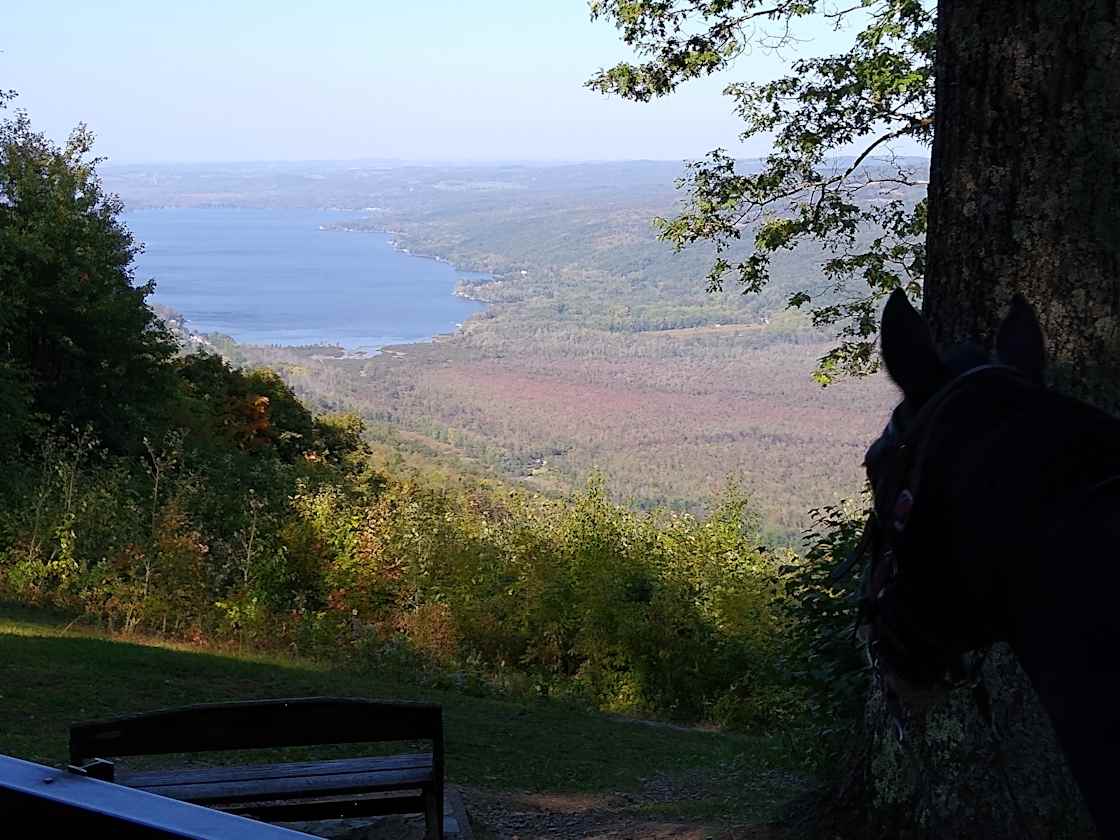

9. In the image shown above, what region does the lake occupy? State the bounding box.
[124,208,485,351]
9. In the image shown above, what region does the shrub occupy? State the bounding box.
[778,501,870,772]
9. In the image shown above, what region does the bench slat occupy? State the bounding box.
[224,793,428,822]
[70,698,441,760]
[120,753,432,788]
[129,766,434,805]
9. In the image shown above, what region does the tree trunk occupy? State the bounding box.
[856,2,1120,837]
[925,0,1120,406]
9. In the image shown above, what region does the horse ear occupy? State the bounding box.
[996,294,1045,381]
[880,289,943,403]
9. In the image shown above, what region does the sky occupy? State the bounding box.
[3,1,908,163]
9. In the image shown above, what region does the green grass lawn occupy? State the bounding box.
[0,604,806,823]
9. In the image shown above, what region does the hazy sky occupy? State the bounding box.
[4,1,908,163]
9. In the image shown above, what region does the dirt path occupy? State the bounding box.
[462,770,801,840]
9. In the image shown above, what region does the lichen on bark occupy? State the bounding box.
[861,648,1093,839]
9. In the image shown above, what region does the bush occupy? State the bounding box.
[279,473,793,723]
[777,501,870,772]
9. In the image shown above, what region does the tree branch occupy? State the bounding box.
[841,126,914,183]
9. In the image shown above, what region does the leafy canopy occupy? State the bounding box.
[588,0,935,382]
[0,108,177,449]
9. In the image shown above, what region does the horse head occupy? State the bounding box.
[860,290,1046,714]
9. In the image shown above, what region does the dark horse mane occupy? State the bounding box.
[866,291,1120,837]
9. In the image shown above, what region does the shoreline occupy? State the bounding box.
[135,207,492,356]
[331,219,501,308]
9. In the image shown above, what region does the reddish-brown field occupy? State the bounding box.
[247,329,895,539]
[412,343,892,533]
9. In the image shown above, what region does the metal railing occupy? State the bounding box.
[0,753,315,838]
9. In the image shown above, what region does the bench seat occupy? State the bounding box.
[122,753,434,805]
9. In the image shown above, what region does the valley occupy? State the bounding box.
[107,160,905,537]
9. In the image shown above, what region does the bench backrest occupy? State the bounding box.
[70,697,443,765]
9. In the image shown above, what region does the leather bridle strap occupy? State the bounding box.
[856,365,1036,695]
[835,364,1032,585]
[890,364,1033,509]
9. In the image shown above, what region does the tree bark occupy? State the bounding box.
[925,0,1120,406]
[858,2,1120,837]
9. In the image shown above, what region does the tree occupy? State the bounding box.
[592,1,1116,835]
[0,109,177,452]
[173,353,316,462]
[924,2,1120,410]
[0,93,34,457]
[588,0,934,383]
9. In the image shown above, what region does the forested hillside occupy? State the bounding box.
[105,160,908,535]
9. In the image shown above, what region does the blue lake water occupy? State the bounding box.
[124,208,485,351]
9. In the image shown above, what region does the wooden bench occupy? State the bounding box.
[68,697,445,838]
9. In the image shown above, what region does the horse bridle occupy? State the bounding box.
[836,364,1034,741]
